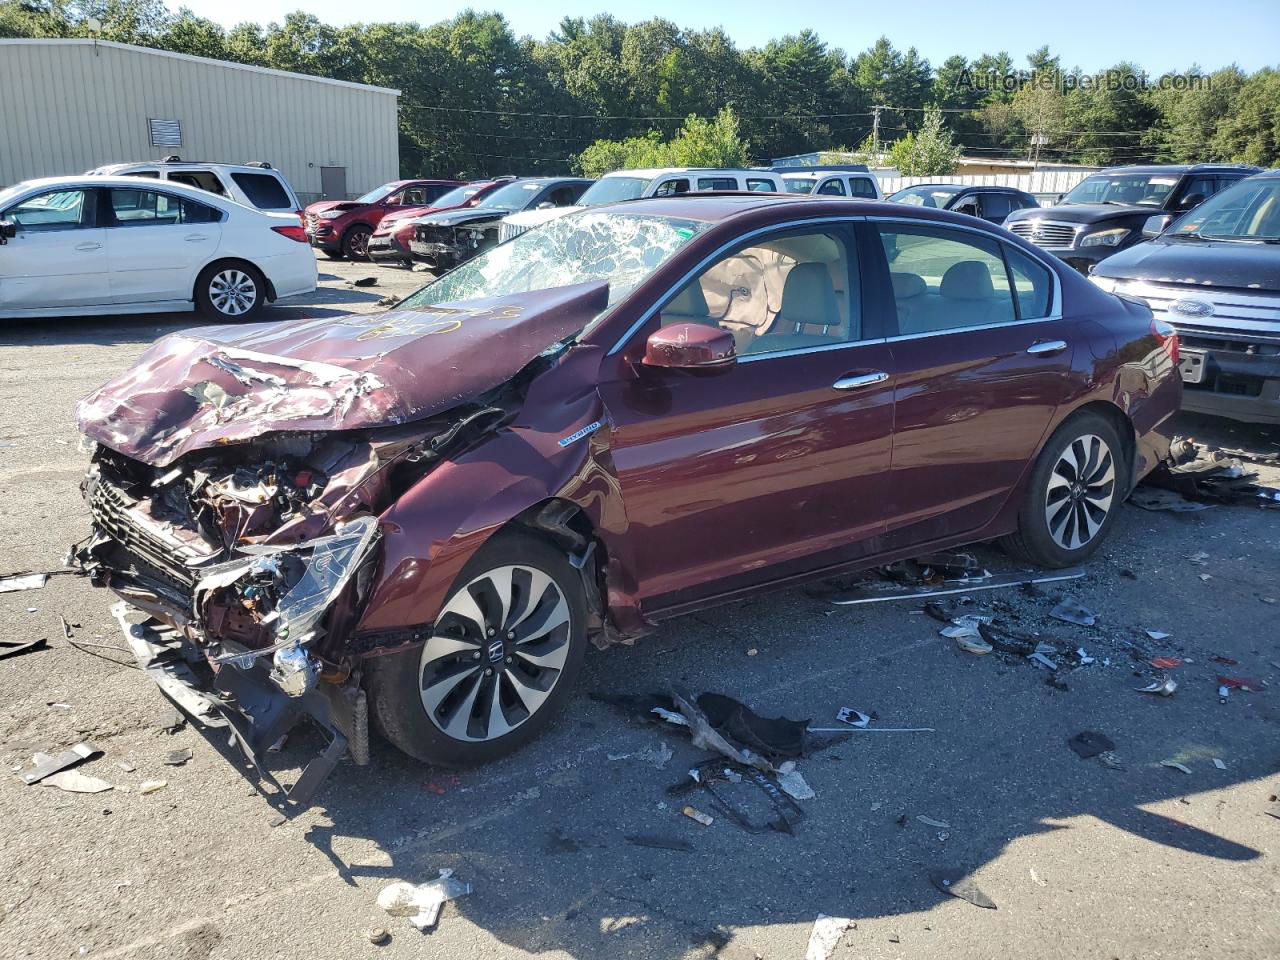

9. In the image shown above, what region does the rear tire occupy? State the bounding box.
[195,262,266,322]
[1000,411,1127,568]
[366,530,588,767]
[341,225,372,261]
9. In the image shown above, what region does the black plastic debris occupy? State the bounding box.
[164,747,193,766]
[351,276,379,287]
[625,834,693,852]
[1140,446,1280,508]
[978,622,1037,655]
[695,692,809,758]
[0,637,48,660]
[829,567,1084,605]
[1067,731,1115,759]
[929,868,997,909]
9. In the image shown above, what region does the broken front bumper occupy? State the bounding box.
[114,602,368,805]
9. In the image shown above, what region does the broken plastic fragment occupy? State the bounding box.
[139,779,168,794]
[805,915,854,960]
[1150,657,1182,670]
[1217,675,1262,692]
[1075,647,1095,665]
[955,634,993,655]
[929,868,996,909]
[1067,731,1114,759]
[776,762,815,801]
[1146,630,1172,641]
[0,573,47,593]
[835,707,871,728]
[1213,758,1227,770]
[20,742,102,785]
[649,706,688,726]
[681,805,714,827]
[41,769,113,793]
[916,815,951,829]
[1050,597,1096,627]
[377,870,472,931]
[1160,760,1192,774]
[1135,676,1177,697]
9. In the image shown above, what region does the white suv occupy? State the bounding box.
[498,167,784,241]
[780,170,882,199]
[87,159,302,213]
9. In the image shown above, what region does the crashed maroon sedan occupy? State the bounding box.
[73,194,1180,802]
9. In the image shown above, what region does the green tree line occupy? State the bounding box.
[3,1,1277,177]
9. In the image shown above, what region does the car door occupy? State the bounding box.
[871,219,1072,547]
[103,187,223,304]
[0,186,109,309]
[598,223,896,607]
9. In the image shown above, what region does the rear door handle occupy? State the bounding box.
[833,371,890,390]
[184,234,209,242]
[74,241,101,251]
[1026,339,1068,356]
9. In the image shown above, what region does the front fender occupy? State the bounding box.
[353,345,641,647]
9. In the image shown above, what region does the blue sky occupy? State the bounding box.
[177,0,1279,73]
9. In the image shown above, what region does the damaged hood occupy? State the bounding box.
[78,281,610,466]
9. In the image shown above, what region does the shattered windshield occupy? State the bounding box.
[399,211,712,315]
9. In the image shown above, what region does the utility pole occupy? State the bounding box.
[870,104,888,160]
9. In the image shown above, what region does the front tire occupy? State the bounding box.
[341,225,372,261]
[1001,412,1126,568]
[195,262,266,321]
[366,530,588,767]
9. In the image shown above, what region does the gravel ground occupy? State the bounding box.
[1,256,1278,960]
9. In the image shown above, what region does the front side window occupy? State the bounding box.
[879,225,1016,334]
[662,230,860,357]
[817,179,847,196]
[653,178,691,197]
[783,178,817,194]
[5,189,92,231]
[1170,178,1280,241]
[578,177,648,205]
[355,182,400,204]
[399,211,711,316]
[473,181,546,209]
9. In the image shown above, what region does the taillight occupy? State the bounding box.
[1152,317,1179,366]
[272,225,308,243]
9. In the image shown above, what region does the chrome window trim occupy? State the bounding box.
[737,337,889,363]
[607,215,867,356]
[884,316,1057,344]
[868,215,1064,324]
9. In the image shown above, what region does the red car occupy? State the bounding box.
[73,194,1179,802]
[366,179,513,266]
[304,179,462,260]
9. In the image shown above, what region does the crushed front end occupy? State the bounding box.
[73,438,395,803]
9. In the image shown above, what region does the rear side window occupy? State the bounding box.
[817,179,847,196]
[107,189,220,226]
[168,171,227,196]
[745,178,776,192]
[654,178,690,196]
[230,172,292,210]
[696,177,737,191]
[850,177,878,198]
[1004,246,1054,319]
[878,224,1016,334]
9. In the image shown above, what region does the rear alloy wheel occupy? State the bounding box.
[195,263,265,321]
[366,531,587,766]
[1001,412,1126,568]
[342,225,372,261]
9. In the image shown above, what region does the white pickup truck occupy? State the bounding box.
[497,167,783,242]
[779,169,882,200]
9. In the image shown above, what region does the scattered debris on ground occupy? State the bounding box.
[681,805,715,827]
[823,565,1084,605]
[1135,676,1178,697]
[1067,731,1114,759]
[364,927,390,946]
[0,636,48,660]
[929,868,996,909]
[804,915,854,960]
[41,769,113,793]
[351,276,378,287]
[1050,597,1096,627]
[1137,442,1280,509]
[377,870,472,931]
[0,572,48,593]
[163,748,193,766]
[19,742,102,785]
[1160,760,1193,775]
[917,815,951,829]
[608,742,674,769]
[139,779,167,795]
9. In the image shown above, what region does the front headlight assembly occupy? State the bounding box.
[1081,227,1131,248]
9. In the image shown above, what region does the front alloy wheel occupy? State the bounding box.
[1044,434,1116,551]
[420,564,572,742]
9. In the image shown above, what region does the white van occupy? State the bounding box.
[779,170,882,200]
[498,167,783,241]
[87,158,302,213]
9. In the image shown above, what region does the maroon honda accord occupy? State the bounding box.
[73,194,1181,801]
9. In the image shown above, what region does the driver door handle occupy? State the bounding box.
[1026,339,1068,356]
[833,371,890,390]
[74,241,101,252]
[184,234,209,242]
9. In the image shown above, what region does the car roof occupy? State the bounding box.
[93,161,283,174]
[600,168,775,179]
[501,177,594,186]
[1099,163,1261,174]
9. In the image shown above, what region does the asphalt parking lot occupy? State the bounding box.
[1,257,1278,960]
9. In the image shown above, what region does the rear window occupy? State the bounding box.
[230,172,293,210]
[168,171,226,196]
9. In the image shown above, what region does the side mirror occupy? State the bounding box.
[643,322,736,370]
[1143,214,1172,238]
[536,201,555,209]
[1177,193,1205,211]
[0,220,15,242]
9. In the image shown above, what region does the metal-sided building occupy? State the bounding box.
[0,38,400,203]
